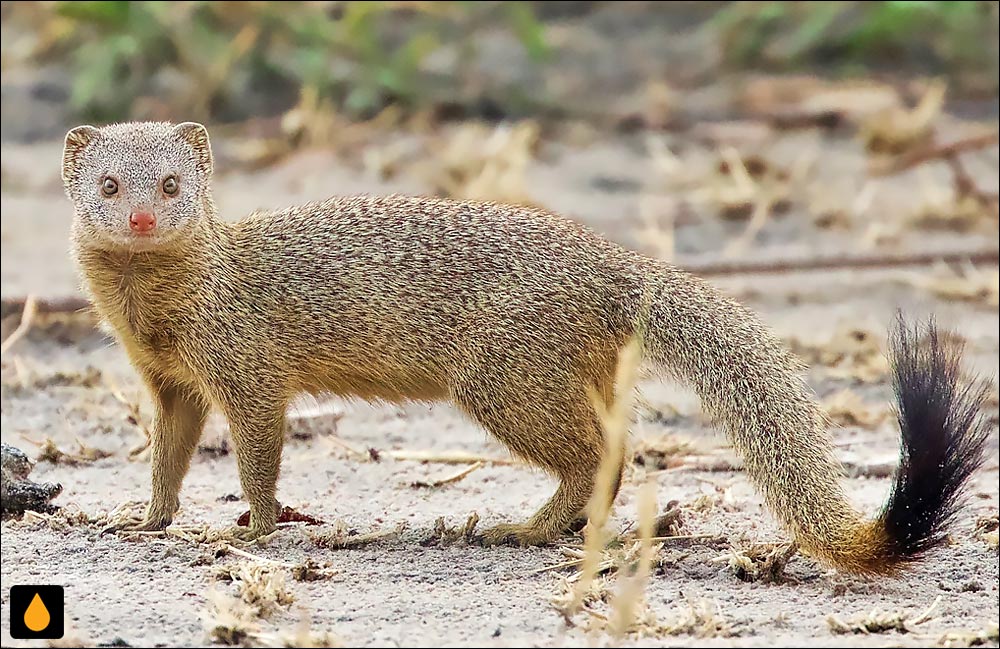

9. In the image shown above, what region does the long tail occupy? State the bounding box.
[642,266,991,574]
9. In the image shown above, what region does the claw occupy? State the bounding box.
[224,523,277,544]
[100,515,170,536]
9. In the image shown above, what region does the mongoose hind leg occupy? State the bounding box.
[104,381,208,534]
[451,370,610,547]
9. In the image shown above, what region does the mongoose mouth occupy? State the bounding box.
[96,229,181,253]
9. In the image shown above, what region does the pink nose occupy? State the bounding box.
[129,211,156,233]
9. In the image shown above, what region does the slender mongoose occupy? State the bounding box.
[62,121,989,574]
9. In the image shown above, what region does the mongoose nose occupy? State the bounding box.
[129,211,157,233]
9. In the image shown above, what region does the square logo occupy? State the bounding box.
[9,585,64,639]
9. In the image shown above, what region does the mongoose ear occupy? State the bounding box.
[62,125,100,188]
[173,122,213,175]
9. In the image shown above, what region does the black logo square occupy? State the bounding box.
[9,585,64,639]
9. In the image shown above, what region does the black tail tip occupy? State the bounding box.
[880,314,992,561]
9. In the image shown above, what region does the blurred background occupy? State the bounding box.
[1,1,998,300]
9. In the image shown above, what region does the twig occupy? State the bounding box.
[326,435,367,459]
[106,378,153,458]
[946,155,1000,217]
[645,533,722,542]
[870,131,999,176]
[386,450,517,465]
[528,557,588,575]
[909,596,941,626]
[222,544,298,568]
[0,296,90,318]
[0,294,37,355]
[410,461,484,488]
[683,248,998,277]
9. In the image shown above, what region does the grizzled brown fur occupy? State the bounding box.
[62,122,988,572]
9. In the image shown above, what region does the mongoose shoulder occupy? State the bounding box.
[62,121,990,574]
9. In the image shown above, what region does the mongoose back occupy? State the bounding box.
[62,121,990,574]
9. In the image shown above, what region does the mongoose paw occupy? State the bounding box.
[225,523,278,544]
[479,522,555,547]
[100,514,171,536]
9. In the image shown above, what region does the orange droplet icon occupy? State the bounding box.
[24,593,51,632]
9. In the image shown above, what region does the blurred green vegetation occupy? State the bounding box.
[2,1,996,126]
[714,1,997,77]
[14,1,548,122]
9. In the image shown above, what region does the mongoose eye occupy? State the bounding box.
[101,177,118,197]
[162,176,179,196]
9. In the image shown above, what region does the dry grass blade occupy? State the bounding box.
[222,545,298,568]
[386,450,517,466]
[974,514,999,549]
[939,623,1000,647]
[896,263,999,307]
[323,435,368,460]
[632,435,693,471]
[787,324,888,383]
[827,596,941,635]
[822,389,890,429]
[419,120,540,204]
[721,146,815,257]
[291,558,338,582]
[309,521,405,549]
[249,615,342,648]
[213,562,295,618]
[571,336,643,615]
[106,378,153,458]
[685,248,999,278]
[23,436,112,466]
[870,130,999,175]
[660,598,734,638]
[410,461,484,488]
[609,479,657,637]
[531,533,719,577]
[863,79,945,157]
[0,294,37,355]
[712,542,798,583]
[202,587,258,646]
[420,513,480,546]
[17,508,92,530]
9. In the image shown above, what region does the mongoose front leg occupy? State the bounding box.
[222,399,285,541]
[106,381,208,533]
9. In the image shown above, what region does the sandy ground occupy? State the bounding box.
[1,120,998,648]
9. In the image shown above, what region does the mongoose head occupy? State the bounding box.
[62,121,214,252]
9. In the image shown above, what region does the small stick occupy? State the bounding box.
[222,544,298,568]
[908,596,942,626]
[326,435,367,459]
[946,155,1000,217]
[410,461,485,488]
[645,533,722,542]
[685,248,998,277]
[387,450,518,466]
[532,536,719,576]
[527,558,586,575]
[870,131,999,176]
[119,530,167,537]
[0,294,37,355]
[0,296,90,318]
